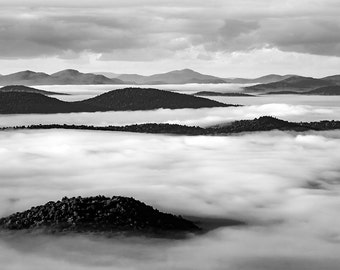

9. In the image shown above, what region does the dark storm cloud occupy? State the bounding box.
[0,0,339,59]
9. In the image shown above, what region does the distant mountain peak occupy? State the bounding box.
[0,69,124,85]
[22,70,36,74]
[52,69,82,76]
[180,68,196,72]
[172,68,200,74]
[244,75,334,93]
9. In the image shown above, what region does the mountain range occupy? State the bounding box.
[244,75,340,93]
[0,69,124,86]
[115,69,226,84]
[1,69,340,91]
[0,69,227,85]
[223,74,294,84]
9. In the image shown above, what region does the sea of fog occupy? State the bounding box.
[1,84,340,127]
[1,129,340,270]
[1,84,340,269]
[38,83,251,101]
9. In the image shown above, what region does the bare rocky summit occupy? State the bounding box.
[0,196,199,237]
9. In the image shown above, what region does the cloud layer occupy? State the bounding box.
[0,129,340,269]
[0,0,339,60]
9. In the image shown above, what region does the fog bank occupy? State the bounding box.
[1,102,340,128]
[0,129,340,269]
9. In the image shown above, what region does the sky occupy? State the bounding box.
[0,0,340,77]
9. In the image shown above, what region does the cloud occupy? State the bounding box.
[1,129,340,269]
[0,0,339,61]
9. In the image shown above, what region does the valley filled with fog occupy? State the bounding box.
[1,129,340,270]
[1,0,340,268]
[1,84,340,269]
[0,84,340,270]
[1,84,340,128]
[41,83,251,101]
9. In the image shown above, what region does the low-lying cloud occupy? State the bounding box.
[0,129,340,269]
[1,102,340,128]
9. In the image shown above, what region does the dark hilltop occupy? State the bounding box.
[0,87,237,114]
[78,87,234,111]
[4,116,340,135]
[0,195,199,238]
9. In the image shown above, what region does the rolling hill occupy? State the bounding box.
[305,85,340,95]
[0,195,199,236]
[224,74,294,84]
[5,117,340,135]
[117,69,226,84]
[0,70,50,85]
[244,76,335,93]
[0,69,124,85]
[0,85,68,95]
[49,69,123,84]
[0,87,235,114]
[321,75,340,84]
[264,85,340,95]
[78,88,233,110]
[0,92,97,114]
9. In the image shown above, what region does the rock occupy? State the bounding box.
[0,196,199,237]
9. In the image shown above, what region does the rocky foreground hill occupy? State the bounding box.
[0,196,199,237]
[0,87,235,114]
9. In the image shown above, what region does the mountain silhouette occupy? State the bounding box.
[0,87,235,114]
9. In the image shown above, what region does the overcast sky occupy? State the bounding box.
[0,0,340,77]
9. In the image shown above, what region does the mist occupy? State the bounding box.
[1,102,340,129]
[1,129,340,269]
[39,83,249,102]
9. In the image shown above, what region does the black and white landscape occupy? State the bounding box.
[1,1,340,270]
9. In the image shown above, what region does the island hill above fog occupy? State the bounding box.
[0,195,199,237]
[0,87,237,114]
[6,116,340,135]
[0,85,69,96]
[244,75,340,95]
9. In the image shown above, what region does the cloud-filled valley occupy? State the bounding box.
[1,101,340,128]
[1,129,340,269]
[0,0,340,270]
[1,0,340,269]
